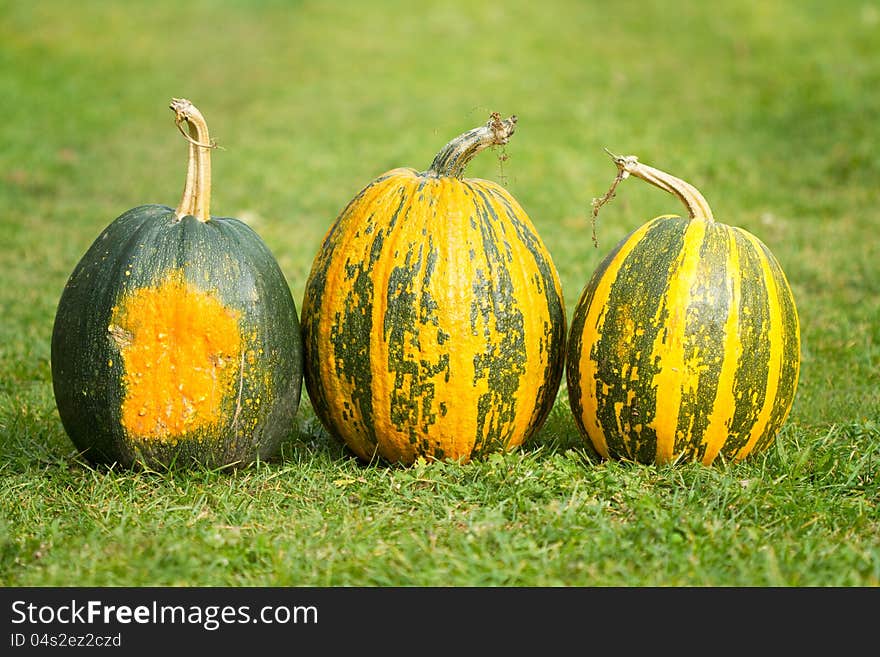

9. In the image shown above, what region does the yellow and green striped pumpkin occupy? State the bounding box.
[301,114,566,466]
[567,153,800,466]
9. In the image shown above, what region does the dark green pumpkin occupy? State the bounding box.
[51,99,303,469]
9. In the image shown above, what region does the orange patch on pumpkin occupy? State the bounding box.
[109,271,242,441]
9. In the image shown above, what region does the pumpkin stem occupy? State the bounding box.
[424,112,517,179]
[601,149,715,222]
[170,98,216,222]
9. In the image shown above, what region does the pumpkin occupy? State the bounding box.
[301,113,566,466]
[50,98,303,469]
[567,152,800,465]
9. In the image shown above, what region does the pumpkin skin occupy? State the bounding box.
[301,114,566,466]
[50,100,303,469]
[567,154,800,465]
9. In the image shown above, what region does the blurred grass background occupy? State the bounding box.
[0,0,877,586]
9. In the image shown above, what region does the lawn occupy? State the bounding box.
[0,0,877,587]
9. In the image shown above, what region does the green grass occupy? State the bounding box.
[1,0,878,587]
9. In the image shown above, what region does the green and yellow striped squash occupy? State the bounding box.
[51,99,303,469]
[301,114,566,466]
[567,153,800,466]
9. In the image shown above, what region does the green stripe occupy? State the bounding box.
[720,229,771,458]
[485,185,566,438]
[302,209,344,436]
[304,180,416,453]
[671,222,731,462]
[470,187,527,456]
[384,235,450,455]
[304,198,382,452]
[753,243,801,454]
[592,217,687,462]
[566,222,634,442]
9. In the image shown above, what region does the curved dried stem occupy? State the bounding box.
[425,112,518,179]
[170,98,215,222]
[602,149,715,222]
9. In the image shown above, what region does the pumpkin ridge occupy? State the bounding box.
[568,218,663,459]
[565,223,633,453]
[374,178,430,461]
[383,221,430,445]
[473,179,566,444]
[594,217,685,461]
[468,185,529,455]
[730,229,790,459]
[648,218,708,462]
[690,223,740,465]
[718,229,772,459]
[303,177,412,461]
[490,188,567,437]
